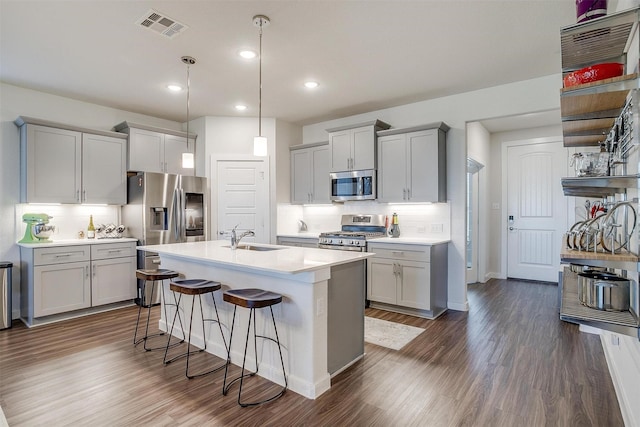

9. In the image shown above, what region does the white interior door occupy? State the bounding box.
[506,141,567,282]
[216,160,268,243]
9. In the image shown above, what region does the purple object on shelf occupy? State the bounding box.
[576,0,607,23]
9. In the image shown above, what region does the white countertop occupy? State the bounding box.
[138,240,374,275]
[276,233,450,245]
[17,237,138,248]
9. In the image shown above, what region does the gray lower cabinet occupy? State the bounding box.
[20,242,136,326]
[90,243,137,306]
[367,242,448,319]
[277,236,319,248]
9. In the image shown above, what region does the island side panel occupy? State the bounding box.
[157,255,332,399]
[328,260,365,375]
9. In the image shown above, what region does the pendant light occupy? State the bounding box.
[181,55,196,169]
[253,15,270,157]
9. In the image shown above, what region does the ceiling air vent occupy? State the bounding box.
[136,9,188,39]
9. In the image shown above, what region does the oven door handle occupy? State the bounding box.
[318,243,363,252]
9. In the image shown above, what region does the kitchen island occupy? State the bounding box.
[137,240,374,399]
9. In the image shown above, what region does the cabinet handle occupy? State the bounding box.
[407,188,410,200]
[85,265,89,278]
[55,253,72,258]
[403,189,407,200]
[391,251,405,255]
[76,189,80,202]
[83,189,86,202]
[107,249,122,253]
[92,264,96,277]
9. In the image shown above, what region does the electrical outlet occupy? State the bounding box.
[492,202,500,210]
[316,297,325,317]
[611,334,620,346]
[417,226,426,233]
[430,224,443,233]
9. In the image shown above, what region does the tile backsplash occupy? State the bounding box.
[15,204,121,241]
[277,202,451,238]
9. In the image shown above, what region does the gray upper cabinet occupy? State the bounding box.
[114,121,195,176]
[327,120,390,172]
[290,142,330,204]
[82,133,127,205]
[16,117,127,205]
[377,123,449,203]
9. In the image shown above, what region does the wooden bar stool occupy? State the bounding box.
[163,279,228,379]
[133,269,184,351]
[222,288,287,407]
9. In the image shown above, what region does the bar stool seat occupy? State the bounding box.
[164,279,228,379]
[133,269,184,351]
[222,288,287,407]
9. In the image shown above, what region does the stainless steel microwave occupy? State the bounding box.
[330,169,376,201]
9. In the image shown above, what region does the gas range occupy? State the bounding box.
[318,214,386,251]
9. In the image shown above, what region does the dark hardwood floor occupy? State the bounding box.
[0,279,624,426]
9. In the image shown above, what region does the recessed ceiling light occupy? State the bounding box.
[238,50,257,59]
[304,81,319,89]
[167,84,183,92]
[235,104,248,111]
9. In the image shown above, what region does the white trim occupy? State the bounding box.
[500,136,565,280]
[447,301,469,311]
[601,333,640,427]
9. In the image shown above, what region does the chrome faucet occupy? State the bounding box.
[230,225,255,249]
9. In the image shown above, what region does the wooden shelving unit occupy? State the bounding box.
[560,7,640,147]
[560,268,639,334]
[558,7,640,340]
[561,245,639,270]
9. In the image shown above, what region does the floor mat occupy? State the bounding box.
[364,316,425,350]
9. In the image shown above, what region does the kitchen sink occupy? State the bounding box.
[223,244,284,252]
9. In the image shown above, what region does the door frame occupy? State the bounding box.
[500,136,566,279]
[210,155,270,243]
[466,157,484,284]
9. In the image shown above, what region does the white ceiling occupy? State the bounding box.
[0,1,585,128]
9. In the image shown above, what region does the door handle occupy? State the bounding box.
[219,231,225,235]
[509,227,517,231]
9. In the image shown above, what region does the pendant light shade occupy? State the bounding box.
[253,15,270,156]
[181,55,196,169]
[182,152,195,168]
[253,136,268,156]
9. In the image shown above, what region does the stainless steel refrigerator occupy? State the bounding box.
[122,172,208,305]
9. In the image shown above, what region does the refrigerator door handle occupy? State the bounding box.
[172,188,180,241]
[180,188,186,241]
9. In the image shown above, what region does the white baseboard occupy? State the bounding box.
[447,301,469,311]
[600,331,640,427]
[579,324,602,335]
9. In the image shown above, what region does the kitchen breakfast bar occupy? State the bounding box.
[137,240,374,399]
